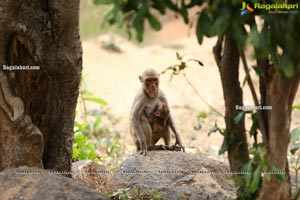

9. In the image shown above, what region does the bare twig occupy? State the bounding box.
[239,48,268,144]
[182,71,223,117]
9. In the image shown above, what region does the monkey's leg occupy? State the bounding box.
[140,115,152,147]
[162,126,171,146]
[130,126,141,151]
[151,130,162,145]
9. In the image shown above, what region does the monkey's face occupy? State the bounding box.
[144,78,159,98]
[154,103,170,120]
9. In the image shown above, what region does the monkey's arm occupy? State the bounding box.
[167,116,185,152]
[131,97,148,155]
[159,91,185,152]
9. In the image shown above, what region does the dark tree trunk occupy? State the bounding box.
[0,0,82,172]
[213,33,250,172]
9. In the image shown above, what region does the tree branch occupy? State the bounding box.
[213,35,224,68]
[239,48,268,144]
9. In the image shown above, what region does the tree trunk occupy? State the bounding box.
[213,33,250,172]
[0,0,82,172]
[258,70,299,200]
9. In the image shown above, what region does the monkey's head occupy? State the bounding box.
[154,103,169,120]
[152,102,170,131]
[139,68,159,98]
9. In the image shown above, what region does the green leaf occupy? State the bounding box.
[281,61,294,78]
[264,174,271,182]
[292,105,300,110]
[87,142,96,151]
[101,156,108,161]
[84,97,108,106]
[243,159,254,188]
[198,112,207,119]
[176,52,182,60]
[275,173,285,182]
[290,143,300,155]
[72,147,79,159]
[232,21,247,49]
[100,7,116,28]
[211,12,230,37]
[74,132,85,141]
[197,14,214,38]
[107,145,113,154]
[253,66,265,77]
[122,0,139,12]
[269,165,285,182]
[152,0,166,14]
[219,137,228,154]
[93,0,114,5]
[249,113,259,137]
[74,121,89,132]
[88,151,98,160]
[208,122,218,136]
[242,73,249,87]
[147,13,162,31]
[249,166,261,193]
[79,150,89,160]
[133,0,148,42]
[234,111,244,124]
[81,89,93,97]
[164,0,179,12]
[180,0,189,24]
[290,128,300,144]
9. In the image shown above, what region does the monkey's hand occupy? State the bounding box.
[174,139,185,152]
[139,142,148,156]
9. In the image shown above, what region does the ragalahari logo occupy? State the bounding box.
[240,2,254,15]
[240,1,298,15]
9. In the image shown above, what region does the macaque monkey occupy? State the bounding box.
[130,68,184,155]
[150,101,170,145]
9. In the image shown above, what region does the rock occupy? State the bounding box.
[0,167,110,200]
[106,151,236,200]
[72,160,111,190]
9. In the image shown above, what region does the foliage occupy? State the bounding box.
[235,145,284,200]
[73,132,98,161]
[73,74,123,167]
[96,0,300,75]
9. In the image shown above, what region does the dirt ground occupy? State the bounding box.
[81,18,300,162]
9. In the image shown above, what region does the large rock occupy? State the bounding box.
[0,167,110,200]
[72,160,111,190]
[106,151,236,200]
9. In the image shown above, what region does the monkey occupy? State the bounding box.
[149,101,170,145]
[130,68,184,155]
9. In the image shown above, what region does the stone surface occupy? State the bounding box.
[0,167,110,200]
[72,160,111,190]
[106,151,236,200]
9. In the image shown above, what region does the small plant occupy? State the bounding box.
[72,132,98,161]
[235,145,285,200]
[72,73,124,166]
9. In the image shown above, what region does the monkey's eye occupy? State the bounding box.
[145,78,158,84]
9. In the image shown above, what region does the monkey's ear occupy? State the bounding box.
[139,76,144,83]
